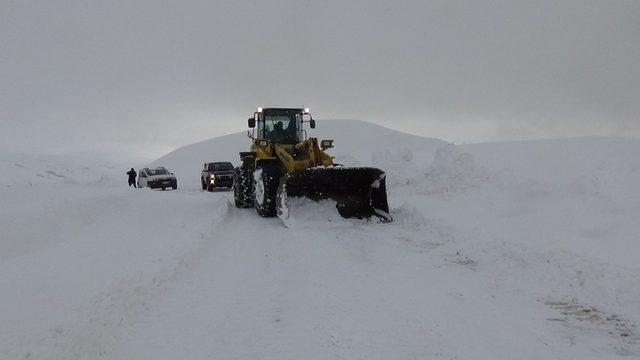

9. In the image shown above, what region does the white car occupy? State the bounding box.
[138,167,178,190]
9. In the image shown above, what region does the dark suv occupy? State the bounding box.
[201,162,234,191]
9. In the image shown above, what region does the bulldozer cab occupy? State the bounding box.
[252,108,310,144]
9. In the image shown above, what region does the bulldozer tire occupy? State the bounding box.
[233,166,253,208]
[253,165,280,217]
[201,178,206,190]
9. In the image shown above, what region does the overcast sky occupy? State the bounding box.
[2,0,639,159]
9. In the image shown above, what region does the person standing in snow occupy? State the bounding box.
[126,168,137,188]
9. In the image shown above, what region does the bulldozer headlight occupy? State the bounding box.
[210,175,215,183]
[257,107,263,113]
[321,140,334,149]
[304,107,310,114]
[258,139,269,147]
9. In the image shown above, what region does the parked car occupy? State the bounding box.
[138,167,177,190]
[201,162,234,191]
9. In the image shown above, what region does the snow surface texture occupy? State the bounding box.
[2,120,640,359]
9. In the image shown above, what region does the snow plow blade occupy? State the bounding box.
[278,167,392,222]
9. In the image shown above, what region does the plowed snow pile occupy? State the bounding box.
[279,197,351,228]
[2,122,639,359]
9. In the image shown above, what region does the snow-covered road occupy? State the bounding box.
[114,202,468,359]
[0,185,547,359]
[0,186,560,359]
[111,193,640,360]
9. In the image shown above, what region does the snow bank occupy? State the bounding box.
[279,197,350,228]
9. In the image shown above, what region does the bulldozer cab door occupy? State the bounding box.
[257,109,302,144]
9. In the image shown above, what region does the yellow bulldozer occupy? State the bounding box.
[233,107,392,222]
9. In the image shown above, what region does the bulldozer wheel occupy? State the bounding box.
[253,165,280,217]
[233,165,253,208]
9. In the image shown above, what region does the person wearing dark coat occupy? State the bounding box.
[126,168,137,188]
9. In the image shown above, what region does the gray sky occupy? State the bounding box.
[2,0,639,159]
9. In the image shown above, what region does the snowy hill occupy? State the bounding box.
[2,122,640,359]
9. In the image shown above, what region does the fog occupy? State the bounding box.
[2,0,639,159]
